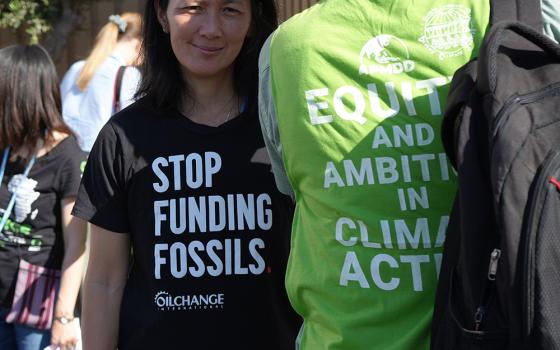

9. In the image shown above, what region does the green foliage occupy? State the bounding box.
[0,0,86,44]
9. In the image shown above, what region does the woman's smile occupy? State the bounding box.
[191,43,224,54]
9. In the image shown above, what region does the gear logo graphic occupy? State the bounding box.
[154,291,169,308]
[418,5,475,60]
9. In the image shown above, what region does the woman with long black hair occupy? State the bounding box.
[73,1,300,349]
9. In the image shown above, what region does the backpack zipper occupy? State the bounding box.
[488,248,501,281]
[491,83,560,146]
[474,248,502,331]
[522,149,560,337]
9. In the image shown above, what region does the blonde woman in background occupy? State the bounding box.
[61,12,142,152]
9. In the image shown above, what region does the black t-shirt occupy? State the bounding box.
[0,136,87,308]
[73,98,301,350]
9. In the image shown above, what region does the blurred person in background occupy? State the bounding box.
[0,44,87,350]
[62,12,143,153]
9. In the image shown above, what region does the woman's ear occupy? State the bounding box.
[154,0,170,33]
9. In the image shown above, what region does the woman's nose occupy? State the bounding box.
[198,11,222,39]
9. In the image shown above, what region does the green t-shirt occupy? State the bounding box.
[259,1,490,349]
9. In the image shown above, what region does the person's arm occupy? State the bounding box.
[60,61,85,99]
[82,224,130,350]
[50,197,87,350]
[258,35,295,199]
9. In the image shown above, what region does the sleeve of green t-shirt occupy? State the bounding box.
[542,0,560,42]
[258,35,295,199]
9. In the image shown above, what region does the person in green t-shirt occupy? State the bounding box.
[258,1,560,349]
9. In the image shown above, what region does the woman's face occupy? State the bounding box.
[159,0,252,81]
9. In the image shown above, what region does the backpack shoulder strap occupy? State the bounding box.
[112,65,127,114]
[491,0,543,31]
[441,60,478,169]
[478,21,560,95]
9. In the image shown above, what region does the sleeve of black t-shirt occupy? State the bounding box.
[72,122,130,233]
[56,140,87,198]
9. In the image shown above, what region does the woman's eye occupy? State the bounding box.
[223,7,241,15]
[181,5,202,13]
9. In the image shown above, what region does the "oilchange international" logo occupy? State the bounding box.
[154,291,225,311]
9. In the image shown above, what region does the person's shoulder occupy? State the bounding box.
[61,60,85,91]
[274,0,327,33]
[55,133,81,150]
[121,66,142,89]
[90,55,121,82]
[123,65,141,77]
[46,133,86,163]
[69,60,85,72]
[111,96,154,118]
[270,1,328,50]
[275,0,360,35]
[108,96,168,132]
[279,1,317,25]
[62,60,85,79]
[93,97,176,157]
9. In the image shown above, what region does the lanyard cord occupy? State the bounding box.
[0,148,37,231]
[0,148,9,186]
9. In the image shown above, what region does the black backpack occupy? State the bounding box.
[431,1,560,349]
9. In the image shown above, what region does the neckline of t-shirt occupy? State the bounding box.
[33,136,74,164]
[171,108,251,135]
[10,135,73,163]
[6,136,74,168]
